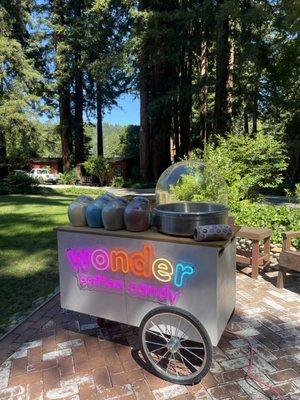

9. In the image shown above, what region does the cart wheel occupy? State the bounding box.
[138,306,212,385]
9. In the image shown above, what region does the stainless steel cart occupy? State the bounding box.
[57,225,238,385]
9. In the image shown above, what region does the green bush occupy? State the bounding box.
[0,181,10,195]
[295,183,300,202]
[170,164,228,205]
[172,134,297,246]
[111,176,124,188]
[0,172,39,195]
[191,133,288,202]
[83,156,108,185]
[231,200,300,246]
[59,169,79,185]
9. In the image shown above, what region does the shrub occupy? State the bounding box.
[173,134,297,246]
[82,156,108,185]
[59,169,79,185]
[284,188,294,203]
[0,172,39,195]
[295,183,300,202]
[0,181,10,195]
[111,176,124,188]
[231,200,300,246]
[170,164,228,205]
[191,133,288,202]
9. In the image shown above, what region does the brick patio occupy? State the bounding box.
[0,270,299,400]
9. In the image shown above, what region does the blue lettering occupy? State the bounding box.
[174,263,195,288]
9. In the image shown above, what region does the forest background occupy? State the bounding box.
[0,0,299,185]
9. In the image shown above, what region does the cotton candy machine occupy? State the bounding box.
[58,159,236,386]
[153,161,228,236]
[154,202,228,236]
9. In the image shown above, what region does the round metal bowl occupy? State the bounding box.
[153,202,228,237]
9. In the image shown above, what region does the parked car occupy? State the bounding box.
[28,168,59,184]
[12,169,27,175]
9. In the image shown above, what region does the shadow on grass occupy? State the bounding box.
[0,213,66,268]
[0,193,75,330]
[0,193,75,208]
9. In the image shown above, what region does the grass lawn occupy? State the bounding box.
[0,188,104,333]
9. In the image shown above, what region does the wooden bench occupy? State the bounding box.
[236,227,272,279]
[277,231,300,288]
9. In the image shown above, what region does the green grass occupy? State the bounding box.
[0,188,103,332]
[38,186,106,197]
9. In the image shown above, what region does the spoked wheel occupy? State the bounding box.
[139,307,212,385]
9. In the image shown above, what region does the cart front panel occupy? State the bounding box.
[57,229,236,345]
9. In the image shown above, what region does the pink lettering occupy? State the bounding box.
[67,244,194,293]
[127,282,137,295]
[67,248,92,273]
[169,290,180,305]
[91,248,109,271]
[76,275,180,304]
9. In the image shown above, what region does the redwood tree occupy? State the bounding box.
[52,0,73,171]
[213,0,231,135]
[72,0,84,164]
[139,0,151,181]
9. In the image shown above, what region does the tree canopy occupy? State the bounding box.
[0,0,298,184]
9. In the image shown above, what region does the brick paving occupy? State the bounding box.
[0,270,299,400]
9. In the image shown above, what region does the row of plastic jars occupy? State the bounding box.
[68,194,151,232]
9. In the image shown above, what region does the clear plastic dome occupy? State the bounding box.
[155,160,228,206]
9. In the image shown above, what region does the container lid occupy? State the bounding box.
[155,160,228,206]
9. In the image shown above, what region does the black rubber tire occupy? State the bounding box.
[138,306,213,385]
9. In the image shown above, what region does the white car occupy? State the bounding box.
[28,168,59,184]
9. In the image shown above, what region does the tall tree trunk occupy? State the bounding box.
[0,129,7,164]
[74,1,84,165]
[199,29,208,144]
[60,86,71,171]
[244,106,249,134]
[74,62,84,164]
[179,51,192,157]
[151,60,171,180]
[96,83,103,157]
[55,0,72,171]
[252,99,258,134]
[139,58,150,181]
[173,97,180,161]
[0,83,6,162]
[252,79,259,133]
[226,37,234,131]
[139,0,150,181]
[213,0,230,135]
[178,2,193,157]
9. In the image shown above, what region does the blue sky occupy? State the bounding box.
[103,94,140,125]
[40,93,140,126]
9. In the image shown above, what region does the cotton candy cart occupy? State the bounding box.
[57,225,238,385]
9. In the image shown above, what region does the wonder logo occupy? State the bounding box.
[66,243,196,289]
